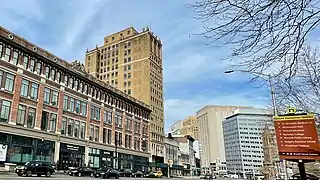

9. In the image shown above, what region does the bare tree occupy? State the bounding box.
[189,0,320,80]
[275,46,320,114]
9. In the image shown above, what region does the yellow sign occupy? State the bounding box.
[287,107,296,114]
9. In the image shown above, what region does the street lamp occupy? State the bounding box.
[224,70,277,116]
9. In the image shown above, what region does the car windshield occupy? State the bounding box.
[98,167,107,171]
[25,162,30,166]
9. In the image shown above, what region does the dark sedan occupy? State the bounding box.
[290,173,319,180]
[119,169,132,177]
[69,167,94,177]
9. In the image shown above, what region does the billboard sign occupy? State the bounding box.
[274,113,320,160]
[0,144,7,161]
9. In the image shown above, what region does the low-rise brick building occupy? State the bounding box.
[0,26,151,171]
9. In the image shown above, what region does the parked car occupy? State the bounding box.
[119,168,133,177]
[145,171,163,178]
[132,170,144,177]
[290,173,319,180]
[95,168,119,179]
[200,174,216,179]
[69,167,94,177]
[15,160,55,177]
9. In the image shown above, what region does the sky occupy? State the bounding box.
[0,0,274,130]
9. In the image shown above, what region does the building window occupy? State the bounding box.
[67,119,74,136]
[129,135,132,149]
[107,111,112,124]
[95,126,99,142]
[128,89,131,95]
[51,69,56,80]
[27,108,36,128]
[44,88,51,104]
[115,114,122,127]
[61,117,67,135]
[81,102,87,116]
[5,73,14,92]
[126,119,132,131]
[69,98,75,112]
[0,100,11,122]
[56,71,61,82]
[90,106,94,120]
[128,73,131,79]
[75,100,81,113]
[17,105,26,125]
[95,107,100,120]
[63,96,68,110]
[90,125,94,140]
[45,66,50,78]
[0,70,2,88]
[30,59,35,72]
[23,56,28,69]
[41,111,49,131]
[49,113,57,132]
[4,47,11,61]
[52,91,59,106]
[20,79,29,97]
[80,122,86,139]
[12,51,19,65]
[0,44,2,57]
[36,62,42,75]
[30,83,38,100]
[74,120,80,138]
[107,129,111,144]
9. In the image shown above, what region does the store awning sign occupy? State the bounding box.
[0,144,7,161]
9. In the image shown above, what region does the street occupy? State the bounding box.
[0,174,240,180]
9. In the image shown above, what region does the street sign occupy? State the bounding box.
[274,114,320,160]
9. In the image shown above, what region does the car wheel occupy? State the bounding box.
[116,175,119,179]
[26,170,32,177]
[17,173,23,176]
[90,172,94,177]
[45,171,51,177]
[78,172,82,177]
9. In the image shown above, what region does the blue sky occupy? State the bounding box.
[0,0,273,129]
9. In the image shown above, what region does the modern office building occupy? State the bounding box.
[0,26,151,171]
[84,27,164,164]
[197,105,252,168]
[223,108,272,179]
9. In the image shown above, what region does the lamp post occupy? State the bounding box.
[224,70,288,180]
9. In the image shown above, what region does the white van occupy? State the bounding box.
[230,174,239,179]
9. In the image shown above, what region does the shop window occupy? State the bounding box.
[27,108,36,128]
[69,97,75,112]
[67,119,74,136]
[63,96,68,110]
[52,91,59,106]
[81,102,87,116]
[20,79,29,97]
[0,100,11,122]
[30,82,38,100]
[80,122,86,139]
[5,73,14,92]
[61,117,67,135]
[44,88,51,104]
[49,114,57,132]
[74,120,80,138]
[17,105,26,125]
[41,111,49,131]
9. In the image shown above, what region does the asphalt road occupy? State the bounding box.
[0,174,241,180]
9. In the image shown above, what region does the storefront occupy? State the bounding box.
[132,155,148,172]
[59,143,85,169]
[88,147,114,169]
[0,132,54,165]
